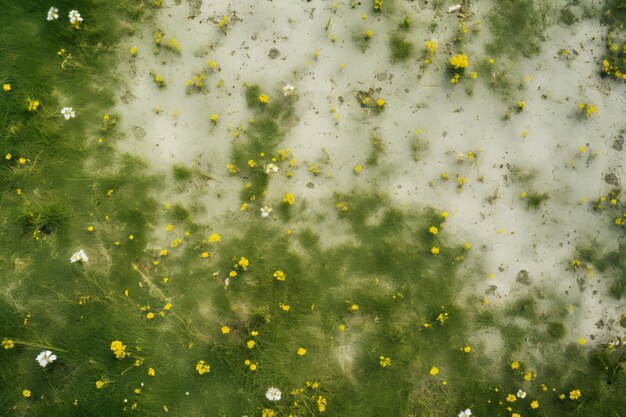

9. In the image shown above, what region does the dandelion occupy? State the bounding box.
[265,387,282,402]
[431,247,440,255]
[238,257,249,269]
[510,360,520,369]
[47,7,59,21]
[449,54,469,69]
[196,360,210,375]
[22,389,31,397]
[428,226,438,235]
[273,270,287,281]
[457,409,472,417]
[247,340,256,349]
[2,84,10,91]
[68,10,83,27]
[36,350,57,367]
[221,326,230,334]
[429,367,439,375]
[1,338,14,349]
[530,400,539,409]
[208,233,221,243]
[283,193,294,205]
[61,107,76,120]
[261,206,272,217]
[297,347,307,356]
[283,84,294,96]
[110,340,130,359]
[70,249,88,263]
[463,346,471,353]
[569,389,581,400]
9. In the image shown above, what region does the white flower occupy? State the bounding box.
[265,387,282,402]
[68,10,83,25]
[260,206,272,218]
[457,409,472,417]
[224,277,230,286]
[70,249,88,263]
[517,389,526,398]
[61,107,76,120]
[264,164,278,174]
[47,7,59,21]
[36,350,57,367]
[283,84,294,96]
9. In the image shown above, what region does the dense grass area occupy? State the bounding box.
[1,1,625,417]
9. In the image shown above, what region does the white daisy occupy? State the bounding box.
[260,206,272,218]
[517,389,527,399]
[70,249,88,263]
[47,7,59,21]
[264,164,278,174]
[457,409,472,417]
[68,10,83,25]
[283,84,294,96]
[60,107,76,120]
[265,387,281,402]
[36,350,57,367]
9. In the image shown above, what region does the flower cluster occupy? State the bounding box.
[70,249,88,263]
[196,360,211,375]
[110,340,130,359]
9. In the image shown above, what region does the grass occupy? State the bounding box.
[486,0,547,59]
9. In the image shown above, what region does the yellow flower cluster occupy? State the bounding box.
[110,340,130,359]
[273,270,286,281]
[259,94,269,104]
[379,355,391,367]
[283,192,294,205]
[196,360,211,375]
[449,54,469,69]
[1,338,14,349]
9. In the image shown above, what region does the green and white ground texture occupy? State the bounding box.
[1,1,625,416]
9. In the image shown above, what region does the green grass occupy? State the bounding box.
[486,0,547,59]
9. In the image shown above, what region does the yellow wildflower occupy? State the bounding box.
[208,233,221,243]
[196,360,210,375]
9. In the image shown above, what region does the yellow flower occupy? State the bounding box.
[262,409,275,417]
[148,367,156,377]
[470,71,477,79]
[246,340,256,349]
[95,380,106,389]
[221,326,230,334]
[506,394,516,402]
[251,330,259,336]
[350,304,359,311]
[22,389,31,397]
[523,371,536,381]
[317,395,328,413]
[201,252,209,258]
[2,84,11,92]
[379,356,391,367]
[238,257,249,269]
[26,98,40,112]
[1,338,14,350]
[283,193,294,205]
[449,54,469,69]
[130,47,138,56]
[569,389,581,400]
[376,98,385,107]
[365,29,373,38]
[164,303,172,310]
[463,346,471,353]
[259,94,269,104]
[510,360,520,369]
[297,347,307,356]
[429,226,438,235]
[424,39,438,53]
[210,113,219,123]
[110,340,130,359]
[431,247,440,255]
[520,192,527,199]
[530,400,539,409]
[249,363,257,371]
[196,360,211,375]
[146,312,155,320]
[578,337,587,345]
[160,249,168,256]
[354,165,363,174]
[429,367,439,376]
[279,303,291,311]
[208,233,221,243]
[273,270,287,281]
